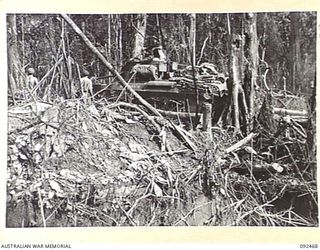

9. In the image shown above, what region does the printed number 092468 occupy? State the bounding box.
[300,244,318,248]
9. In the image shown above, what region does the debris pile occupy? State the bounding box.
[7,96,317,227]
[7,99,206,226]
[173,63,229,97]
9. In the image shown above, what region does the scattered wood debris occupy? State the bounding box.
[7,91,317,227]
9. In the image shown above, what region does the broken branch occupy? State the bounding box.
[225,132,258,154]
[61,14,163,118]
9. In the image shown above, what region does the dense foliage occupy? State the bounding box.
[8,12,316,94]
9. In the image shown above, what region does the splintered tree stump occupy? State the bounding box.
[202,102,212,132]
[256,93,277,135]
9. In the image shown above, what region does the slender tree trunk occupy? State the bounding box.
[231,35,242,132]
[244,13,258,131]
[21,15,25,68]
[114,16,119,70]
[226,14,250,134]
[189,13,200,129]
[7,14,23,92]
[132,14,147,60]
[107,15,111,59]
[156,14,165,49]
[178,15,189,64]
[61,19,71,98]
[229,27,249,135]
[220,13,233,125]
[189,13,196,66]
[289,12,302,93]
[118,15,123,70]
[106,15,111,84]
[48,15,57,57]
[307,72,316,178]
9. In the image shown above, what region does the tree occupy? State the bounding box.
[189,13,196,66]
[289,12,302,93]
[132,14,147,60]
[307,72,316,177]
[155,14,165,49]
[189,13,200,128]
[244,13,258,131]
[290,12,302,91]
[226,14,250,134]
[230,34,247,133]
[7,14,23,93]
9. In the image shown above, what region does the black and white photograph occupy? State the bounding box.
[6,12,317,228]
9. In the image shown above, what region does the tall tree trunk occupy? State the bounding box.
[178,14,189,64]
[61,19,72,98]
[229,22,248,135]
[227,14,252,134]
[220,13,233,125]
[21,15,25,68]
[114,15,119,70]
[106,15,111,60]
[48,15,57,58]
[231,35,242,133]
[106,14,112,84]
[244,13,258,131]
[189,13,199,129]
[189,13,196,66]
[289,12,302,93]
[132,14,147,60]
[307,72,316,178]
[117,15,123,70]
[7,14,23,92]
[156,14,165,49]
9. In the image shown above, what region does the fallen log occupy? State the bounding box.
[105,102,161,133]
[231,162,285,176]
[157,109,198,119]
[290,117,308,124]
[225,132,258,154]
[272,108,308,125]
[169,120,197,151]
[124,109,203,121]
[273,108,308,117]
[61,14,163,118]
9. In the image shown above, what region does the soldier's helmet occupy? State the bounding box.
[27,68,35,75]
[83,69,90,76]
